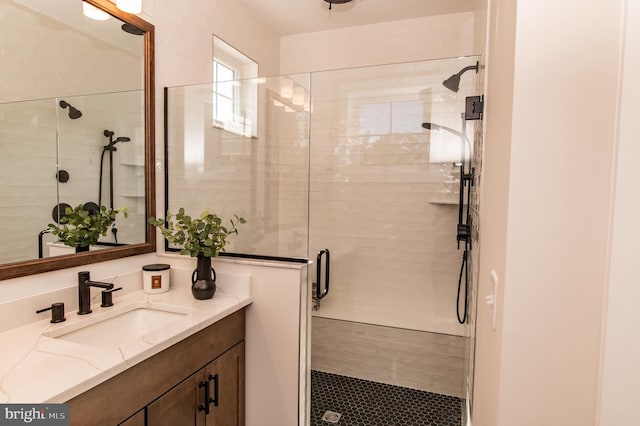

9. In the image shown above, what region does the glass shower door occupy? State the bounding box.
[307,57,479,425]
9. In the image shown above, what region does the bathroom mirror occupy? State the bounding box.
[0,0,155,280]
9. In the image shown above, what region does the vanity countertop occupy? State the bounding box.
[0,274,251,404]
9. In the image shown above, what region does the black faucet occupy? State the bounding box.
[78,271,114,315]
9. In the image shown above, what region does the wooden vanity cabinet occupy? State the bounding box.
[67,308,245,426]
[146,342,245,426]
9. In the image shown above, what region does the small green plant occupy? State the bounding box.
[48,204,127,248]
[148,208,246,257]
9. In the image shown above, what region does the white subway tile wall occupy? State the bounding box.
[166,79,310,259]
[307,58,477,336]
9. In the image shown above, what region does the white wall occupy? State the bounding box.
[473,0,515,423]
[598,0,640,423]
[0,0,143,102]
[280,13,474,74]
[474,1,626,425]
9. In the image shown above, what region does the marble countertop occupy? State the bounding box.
[0,271,251,403]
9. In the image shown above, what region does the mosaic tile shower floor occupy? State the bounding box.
[311,370,462,426]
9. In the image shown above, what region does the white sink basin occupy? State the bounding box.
[44,304,190,348]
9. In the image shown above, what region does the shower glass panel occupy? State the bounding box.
[307,57,479,425]
[164,76,310,260]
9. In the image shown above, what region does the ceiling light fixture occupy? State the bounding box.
[324,0,353,10]
[115,0,142,14]
[82,2,110,20]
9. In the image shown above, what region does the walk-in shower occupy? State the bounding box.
[163,55,481,425]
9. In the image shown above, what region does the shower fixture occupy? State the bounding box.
[59,100,82,119]
[103,130,131,151]
[324,0,353,10]
[121,23,144,36]
[421,122,464,138]
[442,61,479,93]
[423,118,474,324]
[99,130,131,244]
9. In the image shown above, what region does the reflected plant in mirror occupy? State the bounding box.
[48,205,128,252]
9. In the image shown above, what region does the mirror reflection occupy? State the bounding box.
[0,0,147,265]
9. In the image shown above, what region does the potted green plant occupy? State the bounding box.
[48,204,127,253]
[148,208,246,299]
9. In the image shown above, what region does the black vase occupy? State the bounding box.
[191,255,216,300]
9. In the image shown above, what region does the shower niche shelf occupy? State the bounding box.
[427,193,460,205]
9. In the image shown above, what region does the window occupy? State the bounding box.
[212,36,258,137]
[213,60,236,126]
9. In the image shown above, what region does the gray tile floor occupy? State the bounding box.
[311,370,462,426]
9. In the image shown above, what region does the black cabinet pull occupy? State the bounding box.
[209,374,219,407]
[198,380,210,414]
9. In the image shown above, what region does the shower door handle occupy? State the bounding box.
[316,249,330,300]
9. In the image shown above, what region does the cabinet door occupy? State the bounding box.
[206,342,245,426]
[119,410,145,426]
[147,370,206,426]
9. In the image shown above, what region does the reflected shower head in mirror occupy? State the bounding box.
[442,61,480,93]
[59,100,82,119]
[103,129,131,151]
[121,23,144,36]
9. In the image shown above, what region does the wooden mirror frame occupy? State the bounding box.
[0,0,155,280]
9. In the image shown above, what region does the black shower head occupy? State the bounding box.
[59,100,82,119]
[442,61,480,93]
[121,23,144,36]
[103,130,131,151]
[104,130,130,144]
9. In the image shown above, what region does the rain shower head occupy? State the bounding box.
[442,61,479,93]
[59,100,82,119]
